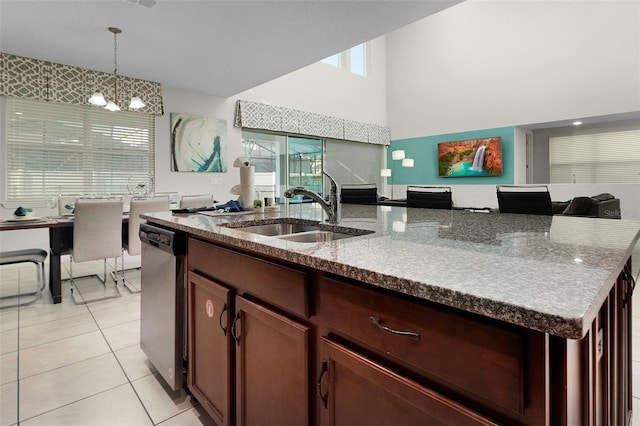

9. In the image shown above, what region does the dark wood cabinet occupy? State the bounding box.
[187,237,312,426]
[187,271,232,425]
[185,236,633,426]
[317,337,497,426]
[234,296,310,426]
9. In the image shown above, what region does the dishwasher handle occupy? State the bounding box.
[139,223,186,256]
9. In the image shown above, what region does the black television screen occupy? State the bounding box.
[438,137,503,177]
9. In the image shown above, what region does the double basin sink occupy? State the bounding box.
[223,219,374,243]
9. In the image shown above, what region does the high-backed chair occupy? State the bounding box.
[340,183,378,205]
[69,197,123,304]
[118,196,170,292]
[179,194,215,209]
[154,192,180,209]
[406,186,453,210]
[496,185,553,215]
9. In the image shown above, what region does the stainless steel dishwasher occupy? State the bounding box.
[139,222,186,391]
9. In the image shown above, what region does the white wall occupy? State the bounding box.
[386,0,639,138]
[154,35,388,201]
[385,0,640,216]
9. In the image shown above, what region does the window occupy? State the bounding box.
[4,98,155,203]
[242,129,385,203]
[241,131,323,204]
[549,128,640,184]
[321,43,367,76]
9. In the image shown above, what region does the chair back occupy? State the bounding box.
[340,184,378,205]
[72,198,123,263]
[496,185,553,215]
[179,194,215,209]
[406,186,453,209]
[153,192,180,208]
[126,196,170,256]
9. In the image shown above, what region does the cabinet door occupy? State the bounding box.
[318,337,497,426]
[187,271,232,426]
[234,296,310,426]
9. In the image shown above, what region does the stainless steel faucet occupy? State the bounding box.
[284,171,340,224]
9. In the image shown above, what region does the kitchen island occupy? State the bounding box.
[142,204,639,426]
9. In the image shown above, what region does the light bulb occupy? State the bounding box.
[129,97,145,109]
[88,92,107,106]
[104,101,121,112]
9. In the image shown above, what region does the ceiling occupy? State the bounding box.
[0,0,462,97]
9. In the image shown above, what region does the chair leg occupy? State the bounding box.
[69,255,121,305]
[0,259,45,309]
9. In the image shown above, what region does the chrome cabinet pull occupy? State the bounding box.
[219,303,228,336]
[369,316,420,341]
[317,359,329,409]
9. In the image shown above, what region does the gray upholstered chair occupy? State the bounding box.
[179,194,215,209]
[69,197,123,304]
[117,196,170,292]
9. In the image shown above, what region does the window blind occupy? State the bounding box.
[549,129,640,184]
[4,98,155,203]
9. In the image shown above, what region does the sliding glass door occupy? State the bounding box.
[241,131,323,204]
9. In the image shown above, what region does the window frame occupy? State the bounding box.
[3,97,156,205]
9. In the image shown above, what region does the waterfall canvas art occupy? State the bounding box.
[170,113,227,172]
[438,137,503,177]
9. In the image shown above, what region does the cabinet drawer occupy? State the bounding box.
[319,275,524,415]
[189,238,310,317]
[319,337,497,426]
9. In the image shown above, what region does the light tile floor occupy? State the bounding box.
[0,256,216,426]
[1,255,639,425]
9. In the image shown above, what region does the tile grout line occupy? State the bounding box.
[85,287,156,425]
[16,268,22,426]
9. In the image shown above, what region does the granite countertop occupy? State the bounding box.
[142,204,640,340]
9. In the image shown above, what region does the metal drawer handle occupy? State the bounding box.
[318,359,329,409]
[219,303,228,336]
[369,316,420,341]
[231,312,241,346]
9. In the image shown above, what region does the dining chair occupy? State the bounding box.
[68,197,123,304]
[340,183,378,205]
[406,186,453,210]
[116,195,170,293]
[179,194,215,209]
[496,185,553,215]
[154,191,180,208]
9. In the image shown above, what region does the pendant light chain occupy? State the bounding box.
[89,26,144,111]
[111,27,121,107]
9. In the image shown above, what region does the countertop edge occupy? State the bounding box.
[141,213,635,340]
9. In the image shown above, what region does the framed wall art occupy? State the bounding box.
[170,112,227,172]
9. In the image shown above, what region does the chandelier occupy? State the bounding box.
[88,27,145,111]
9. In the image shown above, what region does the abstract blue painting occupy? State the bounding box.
[170,112,227,172]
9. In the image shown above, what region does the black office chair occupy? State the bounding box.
[406,186,453,210]
[340,183,378,205]
[496,185,553,215]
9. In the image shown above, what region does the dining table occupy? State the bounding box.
[0,215,129,304]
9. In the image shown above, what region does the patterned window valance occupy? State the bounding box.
[0,53,164,115]
[234,99,390,146]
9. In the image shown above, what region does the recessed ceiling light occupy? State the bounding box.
[573,121,583,126]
